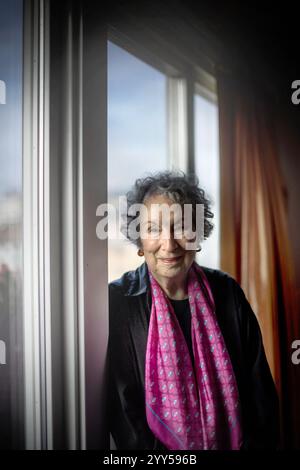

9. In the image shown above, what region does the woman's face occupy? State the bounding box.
[139,194,197,281]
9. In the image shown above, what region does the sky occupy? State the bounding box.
[107,40,168,195]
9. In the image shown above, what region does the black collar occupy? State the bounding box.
[120,261,150,296]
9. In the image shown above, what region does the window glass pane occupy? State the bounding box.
[0,0,24,449]
[194,93,220,269]
[107,41,168,282]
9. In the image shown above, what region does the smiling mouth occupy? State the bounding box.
[159,256,183,264]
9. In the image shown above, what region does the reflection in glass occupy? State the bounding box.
[0,0,24,449]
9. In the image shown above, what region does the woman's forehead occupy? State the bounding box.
[141,205,183,225]
[139,193,195,226]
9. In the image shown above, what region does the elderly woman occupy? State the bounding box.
[108,171,279,450]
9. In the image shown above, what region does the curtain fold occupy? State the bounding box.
[217,73,300,448]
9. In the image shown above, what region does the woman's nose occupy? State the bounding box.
[161,230,179,251]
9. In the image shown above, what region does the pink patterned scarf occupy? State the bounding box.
[145,261,243,450]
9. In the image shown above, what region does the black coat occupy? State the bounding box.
[108,261,279,450]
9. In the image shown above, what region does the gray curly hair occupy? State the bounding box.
[121,170,214,249]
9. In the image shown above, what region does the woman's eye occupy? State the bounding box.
[148,226,159,233]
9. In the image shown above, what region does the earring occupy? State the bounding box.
[137,249,144,257]
[196,247,202,252]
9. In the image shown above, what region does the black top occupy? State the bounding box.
[169,298,194,367]
[107,261,279,450]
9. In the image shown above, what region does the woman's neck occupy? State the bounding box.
[152,272,189,300]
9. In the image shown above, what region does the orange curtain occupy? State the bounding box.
[217,73,300,448]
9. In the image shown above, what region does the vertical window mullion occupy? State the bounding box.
[23,0,52,450]
[186,75,195,175]
[167,76,188,172]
